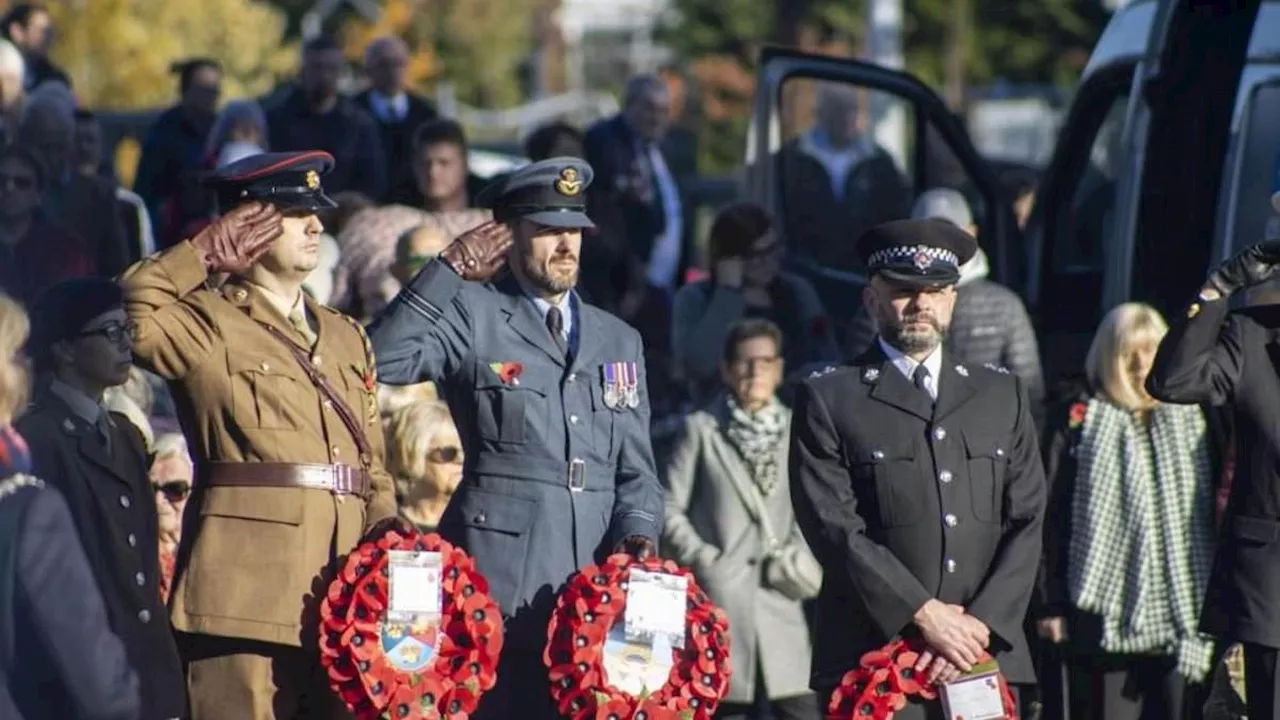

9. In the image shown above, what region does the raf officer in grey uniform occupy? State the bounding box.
[367,157,663,719]
[789,219,1046,719]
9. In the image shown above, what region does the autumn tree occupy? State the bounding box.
[42,0,296,110]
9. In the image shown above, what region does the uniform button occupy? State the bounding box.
[945,559,958,574]
[260,361,270,372]
[995,447,1005,457]
[569,414,579,425]
[944,514,958,528]
[473,512,486,524]
[119,495,131,508]
[332,446,341,456]
[312,355,323,366]
[934,427,947,441]
[128,533,137,547]
[323,399,333,409]
[872,450,885,460]
[939,470,953,484]
[567,373,577,383]
[138,609,151,623]
[135,572,146,586]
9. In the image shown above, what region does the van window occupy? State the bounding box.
[1060,97,1127,274]
[1225,79,1280,257]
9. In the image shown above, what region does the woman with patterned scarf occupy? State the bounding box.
[0,292,141,720]
[662,318,823,720]
[1039,302,1219,719]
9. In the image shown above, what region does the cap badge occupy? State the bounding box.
[912,252,932,271]
[863,367,880,382]
[304,170,320,191]
[554,167,582,197]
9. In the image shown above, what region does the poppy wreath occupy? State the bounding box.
[319,526,504,720]
[543,554,733,720]
[825,638,1017,720]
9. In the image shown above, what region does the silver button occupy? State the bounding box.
[995,447,1005,457]
[311,355,322,366]
[119,495,131,508]
[934,427,947,441]
[569,414,579,425]
[944,514,958,528]
[260,361,270,372]
[939,470,953,484]
[332,446,341,456]
[872,450,885,460]
[138,609,151,623]
[135,572,146,586]
[473,512,486,524]
[128,534,137,547]
[945,559,957,573]
[567,373,577,383]
[323,399,333,410]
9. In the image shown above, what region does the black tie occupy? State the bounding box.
[546,307,568,356]
[912,364,933,403]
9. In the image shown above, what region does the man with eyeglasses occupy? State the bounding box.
[16,276,186,720]
[789,218,1046,719]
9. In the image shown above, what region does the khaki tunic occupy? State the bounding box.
[121,240,398,647]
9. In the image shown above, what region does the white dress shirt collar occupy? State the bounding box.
[878,337,943,399]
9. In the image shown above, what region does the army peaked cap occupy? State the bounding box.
[477,157,595,229]
[856,217,979,288]
[205,150,337,213]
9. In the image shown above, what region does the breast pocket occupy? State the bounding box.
[851,442,920,528]
[474,369,545,445]
[587,379,618,456]
[228,352,304,431]
[962,428,1008,523]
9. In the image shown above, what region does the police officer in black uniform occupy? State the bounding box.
[1146,240,1280,720]
[789,218,1046,719]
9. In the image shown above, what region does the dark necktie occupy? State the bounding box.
[912,364,933,404]
[546,306,568,356]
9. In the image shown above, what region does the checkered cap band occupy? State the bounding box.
[866,244,959,268]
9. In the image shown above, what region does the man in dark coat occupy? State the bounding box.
[368,157,664,720]
[354,35,438,205]
[1145,240,1280,720]
[16,278,185,720]
[789,218,1046,719]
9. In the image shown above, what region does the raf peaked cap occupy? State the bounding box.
[205,150,338,213]
[476,157,595,229]
[856,217,979,288]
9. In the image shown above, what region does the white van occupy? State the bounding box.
[746,1,1280,385]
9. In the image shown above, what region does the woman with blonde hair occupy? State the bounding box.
[1038,302,1218,719]
[386,400,462,531]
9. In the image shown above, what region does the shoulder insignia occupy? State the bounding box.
[1187,302,1201,319]
[983,362,1010,375]
[955,364,969,377]
[863,367,880,382]
[809,365,837,379]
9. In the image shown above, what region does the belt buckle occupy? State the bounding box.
[332,466,353,495]
[567,458,586,493]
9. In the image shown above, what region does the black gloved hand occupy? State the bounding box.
[613,535,657,562]
[1206,241,1280,297]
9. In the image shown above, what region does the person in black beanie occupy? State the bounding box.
[15,277,186,720]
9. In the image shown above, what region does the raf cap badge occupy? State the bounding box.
[305,170,321,190]
[555,167,582,197]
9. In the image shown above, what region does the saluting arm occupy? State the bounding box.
[367,258,475,385]
[1146,297,1243,407]
[611,344,663,547]
[120,241,225,380]
[788,381,933,639]
[963,378,1047,650]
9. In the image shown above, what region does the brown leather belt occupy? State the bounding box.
[206,462,371,498]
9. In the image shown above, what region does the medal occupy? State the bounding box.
[623,361,640,409]
[603,363,621,409]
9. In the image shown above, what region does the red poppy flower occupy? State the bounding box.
[637,704,682,720]
[492,361,523,385]
[595,695,636,720]
[363,367,376,393]
[556,686,597,718]
[386,684,429,720]
[1069,401,1088,429]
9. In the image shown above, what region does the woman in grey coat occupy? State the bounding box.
[662,318,823,720]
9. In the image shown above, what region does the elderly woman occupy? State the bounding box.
[662,318,822,720]
[150,432,193,603]
[386,400,463,532]
[1040,302,1218,719]
[206,99,267,168]
[0,292,141,720]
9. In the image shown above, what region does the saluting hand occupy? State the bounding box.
[440,221,514,282]
[912,599,987,673]
[190,201,284,275]
[1205,241,1280,297]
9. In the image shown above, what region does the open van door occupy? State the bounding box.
[743,47,1019,345]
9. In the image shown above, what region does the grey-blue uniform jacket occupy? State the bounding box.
[368,259,663,643]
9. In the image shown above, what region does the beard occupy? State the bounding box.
[883,312,948,355]
[520,249,579,294]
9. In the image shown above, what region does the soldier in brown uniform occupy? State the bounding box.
[120,151,399,719]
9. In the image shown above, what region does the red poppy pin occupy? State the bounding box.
[489,362,523,386]
[362,367,376,394]
[1068,402,1087,429]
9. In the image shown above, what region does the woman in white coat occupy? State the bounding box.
[662,318,823,720]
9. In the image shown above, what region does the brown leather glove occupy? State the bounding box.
[439,220,514,281]
[613,535,657,562]
[190,201,284,274]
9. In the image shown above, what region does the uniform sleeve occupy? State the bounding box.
[965,377,1047,648]
[610,334,663,546]
[356,324,398,527]
[120,239,223,379]
[1147,298,1243,406]
[367,258,474,385]
[18,489,142,720]
[660,417,719,570]
[788,380,933,638]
